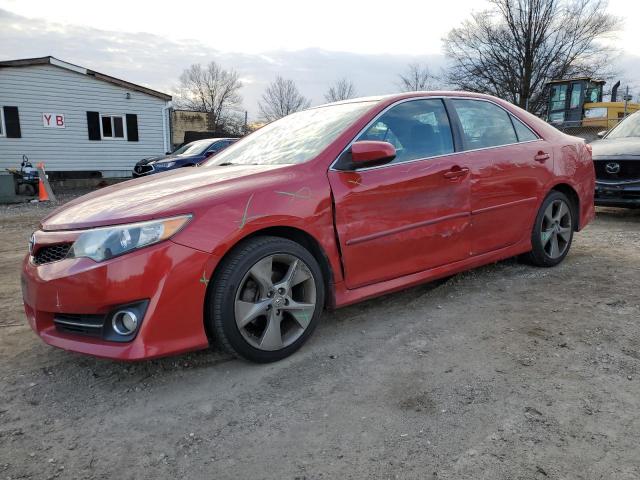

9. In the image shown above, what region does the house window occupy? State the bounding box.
[0,107,5,137]
[100,114,126,139]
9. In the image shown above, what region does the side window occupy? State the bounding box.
[511,116,538,142]
[359,120,403,149]
[357,99,454,164]
[100,114,126,139]
[570,82,583,109]
[451,99,517,149]
[1,106,22,138]
[87,112,138,142]
[586,87,600,103]
[550,84,567,111]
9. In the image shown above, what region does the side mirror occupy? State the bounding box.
[597,130,607,138]
[351,141,396,166]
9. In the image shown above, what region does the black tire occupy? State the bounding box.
[522,191,575,267]
[208,236,325,363]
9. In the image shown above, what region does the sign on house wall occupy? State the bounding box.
[42,113,65,128]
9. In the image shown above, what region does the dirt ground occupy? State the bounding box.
[1,199,639,480]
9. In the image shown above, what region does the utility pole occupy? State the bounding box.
[623,85,631,118]
[244,111,248,135]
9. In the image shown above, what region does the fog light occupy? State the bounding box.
[112,310,138,335]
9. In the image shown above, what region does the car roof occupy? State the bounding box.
[187,138,236,145]
[314,91,514,110]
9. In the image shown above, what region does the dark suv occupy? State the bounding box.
[591,112,640,207]
[132,138,237,177]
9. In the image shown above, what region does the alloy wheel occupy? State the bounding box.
[234,254,317,351]
[541,199,572,259]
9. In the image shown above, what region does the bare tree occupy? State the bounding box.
[174,61,243,133]
[397,63,438,92]
[443,0,620,114]
[258,77,311,122]
[324,78,357,102]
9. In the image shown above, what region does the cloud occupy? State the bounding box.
[0,8,448,119]
[4,7,639,117]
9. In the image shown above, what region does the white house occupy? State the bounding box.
[0,56,172,178]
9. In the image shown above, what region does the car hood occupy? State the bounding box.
[136,153,203,166]
[591,137,640,159]
[41,164,290,231]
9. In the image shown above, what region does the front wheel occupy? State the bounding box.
[208,236,324,363]
[522,191,575,267]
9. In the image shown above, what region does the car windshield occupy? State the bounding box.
[205,102,375,166]
[607,112,640,139]
[173,139,215,156]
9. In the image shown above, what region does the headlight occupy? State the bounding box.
[154,161,176,169]
[68,215,191,262]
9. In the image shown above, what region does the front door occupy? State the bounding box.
[328,98,471,289]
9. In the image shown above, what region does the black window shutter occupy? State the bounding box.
[86,111,101,140]
[126,114,139,142]
[3,106,21,138]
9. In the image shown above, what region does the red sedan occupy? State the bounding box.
[21,92,595,363]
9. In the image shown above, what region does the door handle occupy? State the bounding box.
[443,167,470,179]
[534,151,550,162]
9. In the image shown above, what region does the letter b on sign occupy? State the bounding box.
[42,113,65,128]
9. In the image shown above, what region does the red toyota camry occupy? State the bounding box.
[22,92,595,363]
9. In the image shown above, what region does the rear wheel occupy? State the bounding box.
[523,191,574,267]
[209,236,324,363]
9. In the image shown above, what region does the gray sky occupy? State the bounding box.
[1,0,639,120]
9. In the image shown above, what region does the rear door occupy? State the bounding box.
[328,98,471,289]
[448,98,554,256]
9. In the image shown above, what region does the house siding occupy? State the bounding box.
[0,64,169,174]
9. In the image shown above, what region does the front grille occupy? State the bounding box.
[33,243,72,265]
[594,159,640,181]
[54,313,105,337]
[135,165,153,174]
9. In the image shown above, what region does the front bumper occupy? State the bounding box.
[595,180,640,207]
[21,238,216,360]
[132,164,155,177]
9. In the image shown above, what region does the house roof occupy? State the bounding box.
[546,77,606,85]
[0,56,172,101]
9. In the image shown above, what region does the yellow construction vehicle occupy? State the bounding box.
[546,78,640,136]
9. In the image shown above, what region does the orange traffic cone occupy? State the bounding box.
[37,162,50,202]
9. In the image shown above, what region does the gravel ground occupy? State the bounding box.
[1,199,639,480]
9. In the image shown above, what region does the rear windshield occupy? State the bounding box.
[205,102,374,166]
